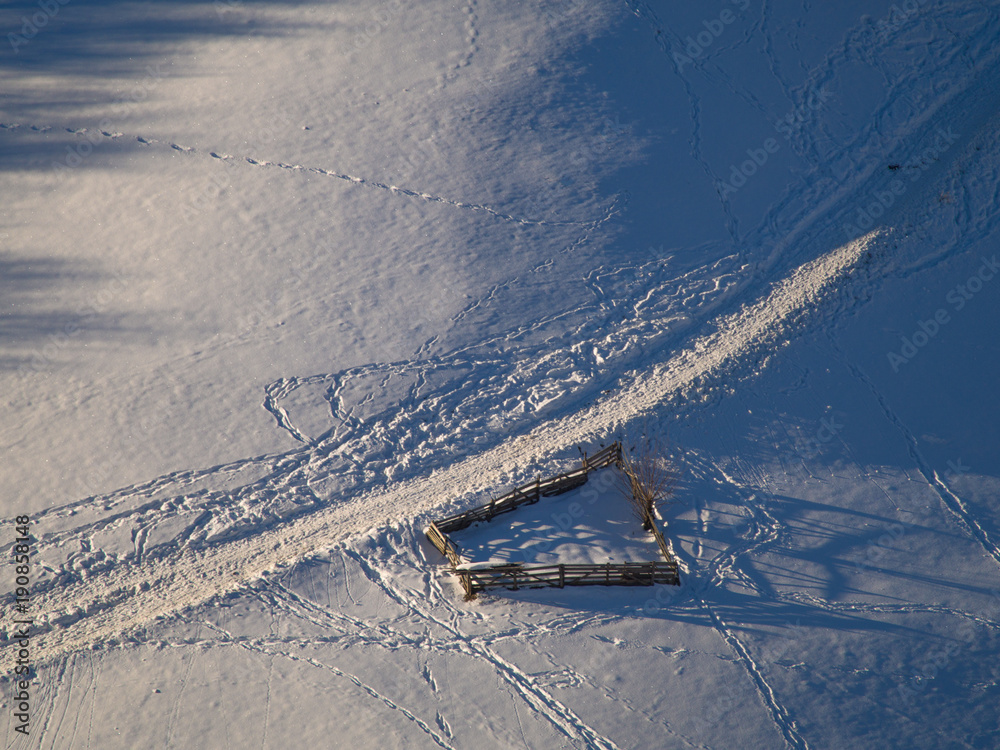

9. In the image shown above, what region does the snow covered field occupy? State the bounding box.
[2,0,1000,747]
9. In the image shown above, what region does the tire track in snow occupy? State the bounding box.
[162,635,199,749]
[622,0,739,241]
[337,547,622,750]
[704,603,811,750]
[13,231,877,669]
[34,655,72,749]
[683,455,807,749]
[626,0,1000,268]
[259,244,730,460]
[779,593,1000,632]
[833,350,1000,571]
[260,650,274,750]
[198,620,458,750]
[88,532,625,748]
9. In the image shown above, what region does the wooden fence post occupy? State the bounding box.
[460,572,474,599]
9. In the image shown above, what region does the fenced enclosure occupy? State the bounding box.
[425,442,680,598]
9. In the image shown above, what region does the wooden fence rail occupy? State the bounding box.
[458,561,679,595]
[644,512,674,564]
[426,522,462,566]
[434,443,623,534]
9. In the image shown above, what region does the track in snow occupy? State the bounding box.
[11,229,878,666]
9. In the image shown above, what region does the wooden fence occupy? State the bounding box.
[432,443,622,535]
[424,442,681,599]
[456,561,679,595]
[425,522,463,568]
[646,512,673,564]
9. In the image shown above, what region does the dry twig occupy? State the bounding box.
[615,438,676,530]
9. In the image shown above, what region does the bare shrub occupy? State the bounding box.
[615,438,677,530]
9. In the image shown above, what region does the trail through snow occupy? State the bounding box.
[5,1,1000,747]
[23,230,875,664]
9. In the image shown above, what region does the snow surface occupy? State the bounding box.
[452,467,664,567]
[3,0,1000,747]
